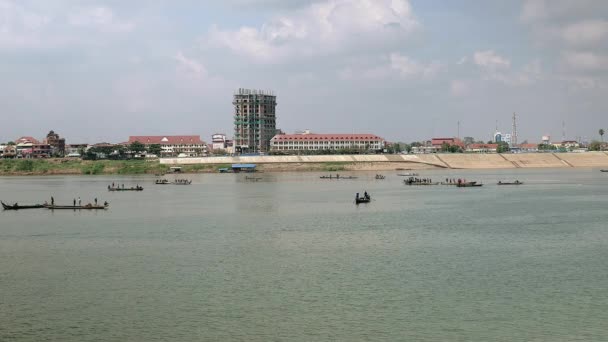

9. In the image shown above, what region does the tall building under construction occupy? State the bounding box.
[233,88,277,153]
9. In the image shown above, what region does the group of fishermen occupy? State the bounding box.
[404,177,434,184]
[44,196,107,207]
[375,174,385,179]
[108,183,142,190]
[445,178,467,184]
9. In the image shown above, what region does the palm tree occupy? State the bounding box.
[600,129,605,151]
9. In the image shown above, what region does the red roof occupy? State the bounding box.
[15,136,40,144]
[431,138,464,147]
[128,136,204,145]
[271,133,384,141]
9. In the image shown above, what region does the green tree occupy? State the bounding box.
[600,129,604,142]
[129,141,146,154]
[496,141,510,153]
[147,144,162,157]
[7,141,15,146]
[588,141,601,151]
[538,143,557,151]
[441,142,451,152]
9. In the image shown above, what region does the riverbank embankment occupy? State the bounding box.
[2,152,608,175]
[161,152,608,171]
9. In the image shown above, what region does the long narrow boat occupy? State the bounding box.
[45,204,108,210]
[456,182,483,187]
[320,175,358,179]
[497,181,523,185]
[601,170,608,172]
[397,173,419,177]
[108,187,144,191]
[404,181,439,185]
[1,201,44,210]
[171,180,192,185]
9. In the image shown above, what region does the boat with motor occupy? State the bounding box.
[2,201,44,210]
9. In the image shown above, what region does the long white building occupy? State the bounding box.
[270,132,385,152]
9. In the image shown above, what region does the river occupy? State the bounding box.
[1,168,607,341]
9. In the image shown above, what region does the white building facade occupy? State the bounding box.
[270,133,385,152]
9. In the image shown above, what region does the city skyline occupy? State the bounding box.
[0,1,606,143]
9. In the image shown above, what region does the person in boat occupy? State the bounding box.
[108,185,111,190]
[95,198,98,205]
[364,191,369,200]
[73,198,76,206]
[498,181,502,184]
[51,196,54,205]
[104,201,108,206]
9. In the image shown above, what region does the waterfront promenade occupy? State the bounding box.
[161,151,608,170]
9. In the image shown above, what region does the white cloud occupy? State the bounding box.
[390,53,443,78]
[450,80,469,96]
[174,51,207,77]
[68,7,134,33]
[208,0,418,62]
[473,50,511,69]
[562,51,608,71]
[561,20,608,46]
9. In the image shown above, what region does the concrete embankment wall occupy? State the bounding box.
[502,153,567,168]
[160,153,608,169]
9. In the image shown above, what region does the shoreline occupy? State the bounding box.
[2,153,608,176]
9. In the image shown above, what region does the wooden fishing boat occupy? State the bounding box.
[601,169,608,172]
[320,175,358,179]
[108,186,144,191]
[172,180,192,185]
[497,181,523,185]
[1,201,44,210]
[355,193,371,204]
[403,180,438,185]
[44,204,108,210]
[456,182,483,187]
[155,180,170,185]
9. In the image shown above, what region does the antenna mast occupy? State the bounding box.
[511,113,518,147]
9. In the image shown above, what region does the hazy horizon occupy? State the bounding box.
[1,0,607,144]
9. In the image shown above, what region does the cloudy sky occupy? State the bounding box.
[0,0,607,143]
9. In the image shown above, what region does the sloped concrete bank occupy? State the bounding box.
[161,152,608,171]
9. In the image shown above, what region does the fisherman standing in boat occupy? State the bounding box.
[51,196,54,206]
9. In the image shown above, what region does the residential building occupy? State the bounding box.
[211,133,228,150]
[518,143,538,153]
[44,130,65,156]
[66,144,89,156]
[270,131,384,152]
[127,135,207,157]
[233,88,277,153]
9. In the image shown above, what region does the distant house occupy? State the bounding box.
[431,138,465,150]
[127,135,207,157]
[518,143,538,153]
[466,143,498,153]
